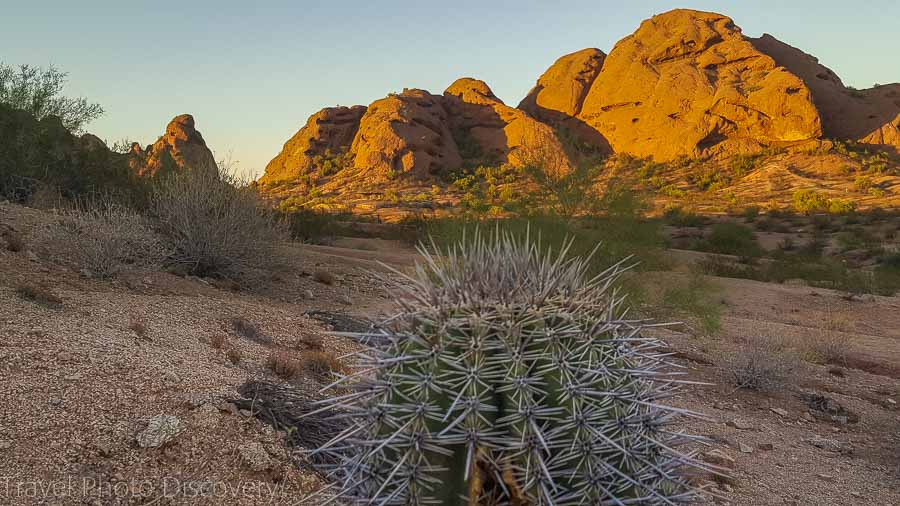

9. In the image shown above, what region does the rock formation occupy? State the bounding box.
[519,48,606,121]
[518,9,899,160]
[575,9,822,161]
[259,106,366,185]
[749,34,900,153]
[260,7,900,195]
[129,114,217,176]
[443,78,570,172]
[350,90,460,180]
[517,49,612,153]
[259,79,571,187]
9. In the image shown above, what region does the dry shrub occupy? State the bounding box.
[153,167,286,281]
[266,351,302,379]
[301,351,345,378]
[297,333,324,351]
[231,317,267,343]
[128,317,148,338]
[313,270,336,285]
[723,334,799,391]
[15,282,63,307]
[3,230,25,252]
[800,315,849,365]
[226,347,242,364]
[26,184,70,211]
[35,200,164,278]
[209,334,226,349]
[801,332,847,365]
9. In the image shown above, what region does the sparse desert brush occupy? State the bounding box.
[801,332,847,366]
[15,282,63,307]
[312,270,336,285]
[35,199,164,278]
[153,166,286,281]
[663,206,708,227]
[296,333,324,351]
[300,351,344,378]
[230,316,265,342]
[700,222,763,257]
[266,351,302,379]
[800,314,849,365]
[792,189,858,215]
[660,271,722,335]
[2,229,25,252]
[724,334,799,391]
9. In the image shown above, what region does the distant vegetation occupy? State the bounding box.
[0,62,103,133]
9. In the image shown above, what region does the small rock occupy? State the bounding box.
[702,449,735,468]
[239,409,253,418]
[727,419,752,430]
[218,402,239,415]
[79,268,95,278]
[0,440,11,450]
[758,442,775,451]
[192,404,222,429]
[48,397,62,407]
[739,443,753,454]
[163,371,180,384]
[181,393,209,408]
[338,294,353,306]
[817,473,835,482]
[770,408,789,418]
[96,443,113,457]
[57,352,73,362]
[26,250,39,262]
[303,290,314,300]
[805,436,852,453]
[137,415,183,448]
[238,442,274,472]
[803,412,815,422]
[886,399,897,405]
[64,373,82,381]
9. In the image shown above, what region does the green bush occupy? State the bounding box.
[0,103,148,205]
[792,189,858,215]
[663,206,707,227]
[792,189,830,214]
[0,62,103,133]
[699,222,763,257]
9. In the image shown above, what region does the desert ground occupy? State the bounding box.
[1,201,898,505]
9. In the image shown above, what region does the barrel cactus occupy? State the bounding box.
[309,230,708,504]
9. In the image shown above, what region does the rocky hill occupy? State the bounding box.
[128,114,218,177]
[258,8,900,218]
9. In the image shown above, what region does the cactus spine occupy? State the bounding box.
[309,230,707,504]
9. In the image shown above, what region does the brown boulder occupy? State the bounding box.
[750,34,900,153]
[518,49,611,154]
[350,89,462,180]
[130,114,217,176]
[444,78,570,172]
[259,105,366,185]
[576,9,822,161]
[519,48,605,121]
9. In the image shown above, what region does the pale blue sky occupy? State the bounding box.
[3,1,898,178]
